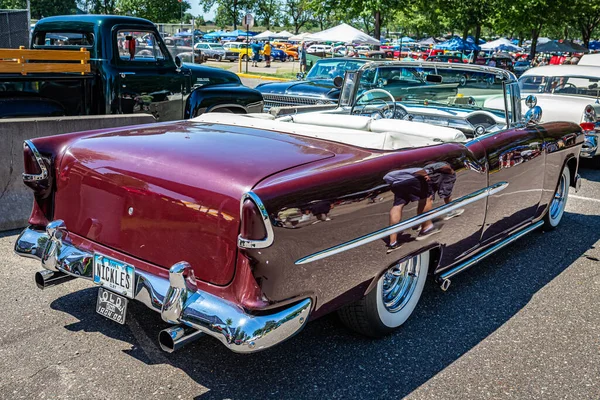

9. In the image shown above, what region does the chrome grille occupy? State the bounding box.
[262,94,335,110]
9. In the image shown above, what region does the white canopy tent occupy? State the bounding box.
[307,23,380,45]
[274,30,294,39]
[254,30,274,39]
[480,37,523,51]
[289,32,312,41]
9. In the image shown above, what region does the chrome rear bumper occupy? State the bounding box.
[14,221,311,353]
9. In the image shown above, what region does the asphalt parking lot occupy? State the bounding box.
[1,162,599,400]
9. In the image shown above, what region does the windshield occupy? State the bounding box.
[306,60,366,80]
[520,75,600,98]
[355,65,506,111]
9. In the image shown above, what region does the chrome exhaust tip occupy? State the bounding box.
[35,270,75,290]
[158,326,204,353]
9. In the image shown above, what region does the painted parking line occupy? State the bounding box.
[571,194,600,203]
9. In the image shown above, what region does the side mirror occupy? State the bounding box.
[175,55,182,69]
[333,76,344,88]
[525,105,542,126]
[525,94,537,109]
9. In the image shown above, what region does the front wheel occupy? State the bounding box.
[338,251,429,337]
[242,54,248,61]
[287,55,295,62]
[543,164,570,230]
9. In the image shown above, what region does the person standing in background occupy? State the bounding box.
[250,40,261,67]
[299,41,307,73]
[264,41,272,68]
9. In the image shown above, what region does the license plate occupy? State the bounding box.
[93,253,135,298]
[96,287,128,324]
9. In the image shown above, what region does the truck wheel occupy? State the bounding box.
[214,55,222,62]
[338,251,429,338]
[543,164,570,230]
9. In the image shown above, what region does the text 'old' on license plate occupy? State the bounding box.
[93,253,135,298]
[96,287,128,324]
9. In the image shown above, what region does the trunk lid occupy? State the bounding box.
[53,121,334,285]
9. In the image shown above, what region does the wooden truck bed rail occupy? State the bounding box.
[0,47,90,75]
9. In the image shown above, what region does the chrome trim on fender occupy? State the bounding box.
[581,133,598,158]
[15,222,310,353]
[295,182,509,265]
[22,140,49,182]
[438,220,544,284]
[237,191,275,249]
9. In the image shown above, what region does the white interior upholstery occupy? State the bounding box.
[291,113,373,131]
[193,113,465,151]
[368,119,467,141]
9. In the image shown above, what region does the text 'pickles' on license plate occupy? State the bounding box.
[93,253,135,298]
[96,287,128,324]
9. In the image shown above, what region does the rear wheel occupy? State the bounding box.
[214,55,222,62]
[543,164,570,230]
[242,54,249,61]
[338,251,429,337]
[287,55,295,62]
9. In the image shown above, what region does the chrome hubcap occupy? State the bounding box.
[381,255,420,313]
[549,173,566,220]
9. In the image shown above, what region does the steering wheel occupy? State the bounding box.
[553,83,577,93]
[351,89,397,119]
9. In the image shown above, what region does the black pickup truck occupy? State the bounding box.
[0,15,263,120]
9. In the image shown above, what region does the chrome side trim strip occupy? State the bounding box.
[237,191,275,249]
[22,140,49,182]
[439,220,544,281]
[295,181,509,265]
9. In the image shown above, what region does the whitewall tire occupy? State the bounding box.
[338,251,429,337]
[544,164,570,230]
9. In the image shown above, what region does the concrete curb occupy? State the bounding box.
[236,73,293,81]
[0,114,155,232]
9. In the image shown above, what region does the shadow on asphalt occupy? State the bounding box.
[49,210,600,399]
[579,160,600,180]
[0,228,22,239]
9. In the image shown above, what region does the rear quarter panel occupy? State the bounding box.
[247,141,489,318]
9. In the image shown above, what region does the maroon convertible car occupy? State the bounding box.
[15,62,583,353]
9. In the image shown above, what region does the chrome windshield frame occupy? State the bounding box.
[337,60,519,123]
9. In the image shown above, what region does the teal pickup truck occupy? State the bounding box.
[0,15,263,120]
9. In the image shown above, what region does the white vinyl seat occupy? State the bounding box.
[192,113,457,151]
[290,113,373,130]
[369,119,467,142]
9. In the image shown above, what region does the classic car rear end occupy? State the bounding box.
[15,122,332,352]
[14,61,583,354]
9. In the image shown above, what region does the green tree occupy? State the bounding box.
[285,0,312,34]
[253,0,282,30]
[568,0,600,48]
[0,0,77,18]
[116,0,191,23]
[200,0,252,30]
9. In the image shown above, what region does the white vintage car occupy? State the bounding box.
[519,65,600,162]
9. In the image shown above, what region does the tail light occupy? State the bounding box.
[580,122,596,132]
[23,140,48,183]
[23,140,54,224]
[238,193,273,249]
